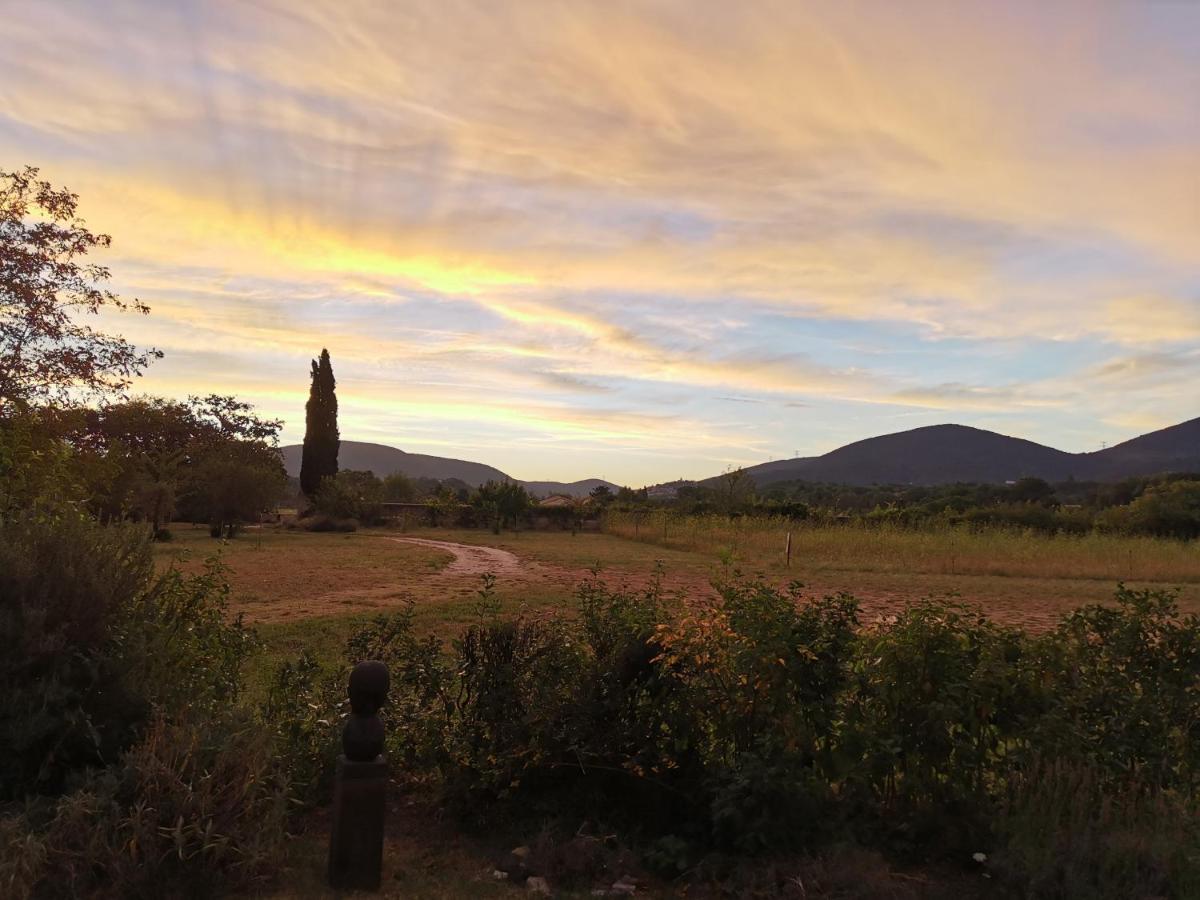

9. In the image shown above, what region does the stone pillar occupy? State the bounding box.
[328,660,390,891]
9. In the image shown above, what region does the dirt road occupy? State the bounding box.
[382,536,523,578]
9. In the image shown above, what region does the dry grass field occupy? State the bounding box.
[605,510,1200,583]
[156,519,1200,695]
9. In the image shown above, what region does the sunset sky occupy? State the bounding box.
[3,1,1197,484]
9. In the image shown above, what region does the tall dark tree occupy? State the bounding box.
[300,348,339,497]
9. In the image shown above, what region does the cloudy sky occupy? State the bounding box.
[2,1,1197,484]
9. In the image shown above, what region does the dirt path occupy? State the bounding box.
[383,536,524,578]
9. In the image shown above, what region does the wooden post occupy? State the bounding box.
[786,531,792,568]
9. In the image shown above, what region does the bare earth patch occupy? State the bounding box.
[160,525,1200,634]
[383,536,522,578]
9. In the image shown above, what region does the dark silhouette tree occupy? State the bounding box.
[0,166,161,408]
[300,348,339,497]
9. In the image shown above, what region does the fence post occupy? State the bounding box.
[328,661,390,891]
[786,531,792,568]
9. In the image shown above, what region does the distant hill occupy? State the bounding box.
[1090,417,1200,479]
[713,418,1200,488]
[521,478,618,499]
[280,441,619,497]
[281,441,509,487]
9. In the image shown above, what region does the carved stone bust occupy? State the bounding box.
[342,660,390,762]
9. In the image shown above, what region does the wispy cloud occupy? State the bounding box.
[2,0,1197,480]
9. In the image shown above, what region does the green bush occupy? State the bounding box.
[265,570,1200,885]
[0,507,260,801]
[298,512,357,532]
[0,505,287,896]
[993,760,1200,899]
[312,469,384,524]
[0,507,153,798]
[0,712,289,900]
[1035,585,1200,790]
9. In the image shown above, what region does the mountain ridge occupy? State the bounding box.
[719,419,1200,488]
[282,417,1199,493]
[280,441,618,498]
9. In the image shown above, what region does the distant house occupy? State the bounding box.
[647,484,678,500]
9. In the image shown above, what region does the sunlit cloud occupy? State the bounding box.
[2,0,1197,481]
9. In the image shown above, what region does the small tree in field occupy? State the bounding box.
[0,166,160,409]
[472,480,531,534]
[382,471,416,502]
[716,467,755,515]
[189,446,286,538]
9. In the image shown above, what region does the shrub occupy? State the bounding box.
[266,570,1200,877]
[299,512,358,532]
[313,470,384,525]
[992,760,1200,899]
[0,713,290,900]
[1097,480,1200,539]
[0,506,262,802]
[262,604,455,806]
[0,505,285,897]
[1035,585,1200,790]
[0,507,153,799]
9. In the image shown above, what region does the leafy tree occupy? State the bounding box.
[588,484,614,508]
[299,348,338,497]
[61,395,283,534]
[314,469,384,523]
[616,485,648,505]
[716,467,755,515]
[187,444,287,537]
[1007,476,1055,506]
[0,166,161,409]
[472,480,531,534]
[430,485,463,526]
[1099,480,1200,539]
[382,471,416,502]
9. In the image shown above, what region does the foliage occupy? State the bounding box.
[588,483,614,507]
[382,470,416,502]
[0,166,161,409]
[0,505,259,801]
[267,568,1200,892]
[0,712,290,900]
[0,507,152,798]
[1035,585,1200,789]
[1097,479,1200,539]
[299,348,338,498]
[313,468,384,523]
[992,760,1200,899]
[0,396,285,534]
[472,479,531,533]
[184,443,287,537]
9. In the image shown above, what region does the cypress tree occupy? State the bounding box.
[300,348,339,497]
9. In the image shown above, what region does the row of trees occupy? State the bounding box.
[626,471,1200,540]
[1,165,287,537]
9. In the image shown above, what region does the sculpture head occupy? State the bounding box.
[343,660,390,762]
[347,660,390,715]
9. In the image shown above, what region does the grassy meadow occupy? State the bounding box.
[152,519,1200,703]
[604,509,1200,583]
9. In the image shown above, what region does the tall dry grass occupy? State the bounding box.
[603,510,1200,582]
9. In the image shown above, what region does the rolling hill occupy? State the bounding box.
[1090,417,1200,479]
[709,418,1200,488]
[280,441,618,498]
